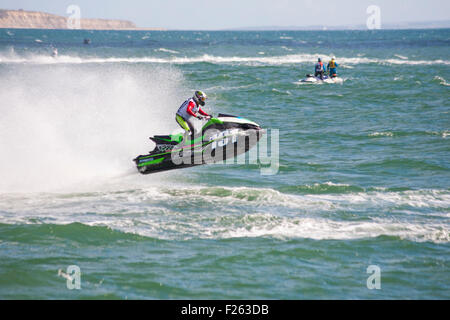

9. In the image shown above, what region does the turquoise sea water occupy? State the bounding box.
[0,28,449,299]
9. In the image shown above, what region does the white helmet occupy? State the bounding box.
[193,90,207,106]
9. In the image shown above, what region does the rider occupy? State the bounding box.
[51,47,58,58]
[176,90,211,137]
[314,58,325,80]
[327,56,339,78]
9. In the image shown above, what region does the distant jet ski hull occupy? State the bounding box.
[301,74,343,84]
[133,114,264,174]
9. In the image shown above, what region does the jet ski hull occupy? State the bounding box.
[300,74,343,84]
[133,115,264,174]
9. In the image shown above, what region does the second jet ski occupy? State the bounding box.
[300,74,343,84]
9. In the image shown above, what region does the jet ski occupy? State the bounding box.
[133,113,264,174]
[300,74,343,84]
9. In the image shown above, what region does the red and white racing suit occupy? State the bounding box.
[176,98,210,134]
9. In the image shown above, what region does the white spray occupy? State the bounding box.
[0,63,186,192]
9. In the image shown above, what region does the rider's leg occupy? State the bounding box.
[185,118,196,137]
[176,114,191,135]
[176,114,197,141]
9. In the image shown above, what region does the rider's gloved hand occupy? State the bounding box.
[197,116,204,120]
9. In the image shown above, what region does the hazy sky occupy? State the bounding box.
[2,0,450,29]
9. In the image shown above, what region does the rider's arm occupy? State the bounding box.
[186,101,197,117]
[198,107,209,117]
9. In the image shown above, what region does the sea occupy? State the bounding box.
[0,28,449,299]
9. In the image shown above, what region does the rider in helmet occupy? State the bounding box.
[51,47,58,58]
[176,90,211,137]
[327,56,339,78]
[314,58,325,80]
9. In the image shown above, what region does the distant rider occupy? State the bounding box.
[314,58,325,79]
[327,56,339,77]
[176,90,211,137]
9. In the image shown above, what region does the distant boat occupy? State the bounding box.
[83,38,91,44]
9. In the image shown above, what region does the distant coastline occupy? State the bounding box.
[224,20,450,31]
[0,9,163,30]
[1,8,448,32]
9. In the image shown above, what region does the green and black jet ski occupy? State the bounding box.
[133,114,264,174]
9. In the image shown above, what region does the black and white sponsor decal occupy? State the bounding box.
[156,144,174,152]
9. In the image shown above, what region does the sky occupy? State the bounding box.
[2,0,450,29]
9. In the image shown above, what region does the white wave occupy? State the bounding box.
[434,76,450,87]
[1,202,448,244]
[271,88,291,94]
[1,52,448,66]
[1,186,448,243]
[203,83,256,92]
[383,58,449,65]
[394,54,408,60]
[155,48,180,54]
[220,216,449,243]
[323,181,350,187]
[163,186,448,213]
[369,132,394,137]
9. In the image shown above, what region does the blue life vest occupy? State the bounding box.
[315,62,324,72]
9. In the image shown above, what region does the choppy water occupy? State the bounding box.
[0,28,449,299]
